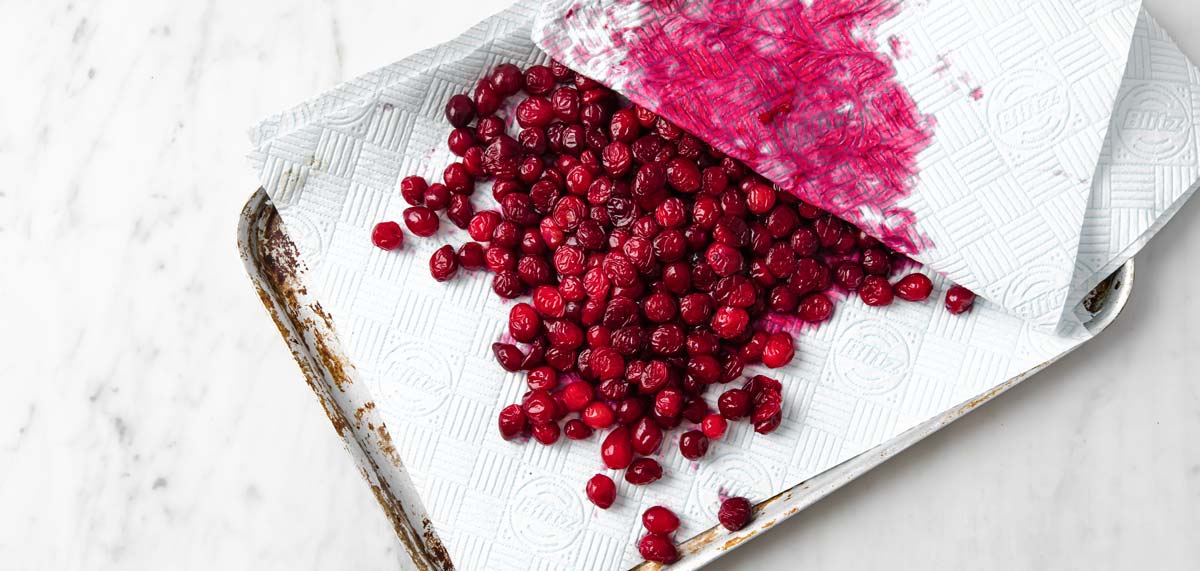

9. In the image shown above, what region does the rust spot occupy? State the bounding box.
[722,529,758,550]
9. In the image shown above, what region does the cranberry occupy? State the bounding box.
[589,347,625,380]
[760,332,795,368]
[564,419,593,440]
[492,270,525,298]
[894,273,933,301]
[711,306,750,339]
[586,474,616,509]
[665,157,701,193]
[631,416,663,455]
[718,388,752,420]
[429,245,458,282]
[609,108,640,143]
[549,60,575,82]
[860,247,891,275]
[527,366,557,391]
[492,343,523,371]
[560,381,595,412]
[679,430,709,460]
[447,127,475,156]
[400,175,427,206]
[475,115,505,145]
[601,426,634,469]
[490,63,523,96]
[642,506,680,534]
[582,401,616,429]
[834,261,865,290]
[945,284,976,314]
[551,86,581,122]
[422,183,451,210]
[505,303,540,343]
[522,390,558,425]
[625,457,663,485]
[531,422,560,445]
[402,206,439,237]
[371,221,404,250]
[456,242,485,270]
[745,183,776,214]
[444,94,475,128]
[482,135,521,179]
[638,534,678,564]
[717,497,753,531]
[859,275,894,306]
[523,64,555,95]
[653,387,684,418]
[497,404,527,440]
[516,96,555,128]
[798,293,834,322]
[701,414,728,439]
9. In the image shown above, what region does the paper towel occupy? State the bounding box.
[248,1,1198,568]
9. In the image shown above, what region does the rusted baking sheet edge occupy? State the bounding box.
[239,188,1133,571]
[238,189,453,571]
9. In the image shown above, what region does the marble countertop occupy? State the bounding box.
[2,1,1198,569]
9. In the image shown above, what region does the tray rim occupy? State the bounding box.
[238,188,1134,571]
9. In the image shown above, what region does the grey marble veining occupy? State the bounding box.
[0,0,1197,569]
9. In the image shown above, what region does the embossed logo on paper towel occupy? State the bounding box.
[1114,83,1192,161]
[831,320,909,395]
[376,343,452,417]
[988,69,1070,151]
[694,453,775,519]
[507,476,584,552]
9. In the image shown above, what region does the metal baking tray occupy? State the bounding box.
[238,188,1133,570]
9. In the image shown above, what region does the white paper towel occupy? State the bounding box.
[248,1,1198,569]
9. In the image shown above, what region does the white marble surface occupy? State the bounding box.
[1,1,1197,569]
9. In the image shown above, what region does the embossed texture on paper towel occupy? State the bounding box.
[250,1,1195,569]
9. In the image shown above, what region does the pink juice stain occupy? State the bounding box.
[607,0,935,255]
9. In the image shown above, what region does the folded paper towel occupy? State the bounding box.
[249,1,1198,568]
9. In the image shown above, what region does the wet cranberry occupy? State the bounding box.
[371,221,404,250]
[516,96,554,128]
[492,270,525,298]
[894,273,933,301]
[718,497,753,531]
[444,94,475,128]
[523,65,555,95]
[550,60,575,82]
[403,206,439,237]
[560,381,595,412]
[945,284,976,314]
[456,242,485,270]
[679,430,709,460]
[631,416,663,455]
[625,458,663,485]
[589,347,626,380]
[701,414,728,439]
[506,303,541,343]
[429,245,458,282]
[497,404,527,440]
[860,247,891,275]
[522,390,557,425]
[745,183,776,214]
[859,275,894,306]
[490,63,523,96]
[526,366,557,391]
[482,135,521,179]
[586,474,616,509]
[447,127,475,156]
[642,506,680,534]
[564,419,593,440]
[638,533,678,564]
[665,157,701,193]
[613,395,643,424]
[711,306,750,339]
[601,426,634,469]
[653,387,684,419]
[400,175,427,206]
[609,108,640,143]
[475,115,505,144]
[582,401,616,430]
[423,183,451,210]
[550,86,581,122]
[705,243,744,276]
[798,293,834,322]
[834,261,865,290]
[718,388,752,420]
[531,422,560,445]
[761,332,795,368]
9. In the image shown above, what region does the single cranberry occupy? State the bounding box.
[745,183,777,214]
[517,256,552,287]
[492,270,525,298]
[456,242,485,270]
[601,426,634,469]
[642,506,680,534]
[522,390,558,425]
[701,414,728,439]
[516,96,555,128]
[679,430,710,460]
[798,293,834,322]
[589,347,626,380]
[429,245,458,282]
[945,284,976,314]
[665,157,701,193]
[403,206,439,237]
[718,388,752,420]
[711,306,750,339]
[444,94,476,128]
[475,115,505,144]
[653,387,684,418]
[526,366,558,391]
[894,273,933,301]
[400,175,427,206]
[705,243,745,276]
[582,401,615,429]
[613,395,643,424]
[482,135,521,180]
[371,221,404,250]
[586,474,617,509]
[638,533,678,564]
[564,419,593,440]
[531,422,560,445]
[859,275,894,306]
[625,457,663,485]
[718,497,753,531]
[523,64,555,95]
[506,303,541,343]
[550,86,581,122]
[447,127,475,156]
[549,59,575,82]
[422,183,451,210]
[761,332,795,368]
[490,63,523,96]
[860,247,892,275]
[834,261,865,290]
[497,404,527,440]
[631,416,663,455]
[560,381,595,412]
[447,195,474,229]
[492,342,524,372]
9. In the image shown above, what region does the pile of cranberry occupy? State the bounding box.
[370,60,977,564]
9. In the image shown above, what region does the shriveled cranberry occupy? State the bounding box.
[648,324,685,355]
[609,108,640,143]
[601,426,634,469]
[860,247,891,275]
[638,533,678,565]
[586,474,617,509]
[492,343,524,372]
[642,506,680,534]
[371,221,404,250]
[718,497,753,531]
[523,64,555,95]
[490,63,523,96]
[798,293,834,322]
[706,243,745,276]
[517,256,552,287]
[653,387,684,418]
[516,96,555,128]
[505,303,540,343]
[492,270,525,298]
[761,332,795,368]
[456,242,485,270]
[559,381,595,412]
[531,422,560,445]
[403,206,439,237]
[589,347,626,380]
[625,458,663,485]
[549,59,575,82]
[679,430,710,460]
[945,284,976,315]
[447,127,475,156]
[564,419,593,440]
[711,306,750,339]
[665,156,701,192]
[894,273,933,301]
[497,404,527,440]
[482,135,521,179]
[701,414,728,439]
[613,395,643,424]
[718,388,752,420]
[859,275,894,306]
[444,94,475,128]
[399,175,427,206]
[834,261,865,290]
[475,115,505,144]
[631,416,663,455]
[522,390,558,425]
[526,366,557,391]
[429,245,458,282]
[550,86,581,122]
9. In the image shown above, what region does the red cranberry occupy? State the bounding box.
[625,458,663,485]
[718,388,752,420]
[589,347,625,380]
[507,303,541,343]
[564,419,593,440]
[834,261,865,290]
[492,343,524,372]
[531,422,560,445]
[516,96,555,128]
[718,497,753,531]
[945,284,976,314]
[560,381,595,412]
[642,506,680,534]
[701,414,728,439]
[429,245,458,282]
[523,390,558,425]
[497,404,527,440]
[711,306,750,339]
[447,128,475,156]
[761,332,795,368]
[447,195,474,229]
[527,366,558,391]
[582,401,615,429]
[859,275,894,306]
[492,270,525,298]
[371,221,404,250]
[456,242,485,270]
[653,387,684,418]
[665,157,701,193]
[403,206,439,237]
[679,430,709,460]
[482,135,521,179]
[798,293,834,322]
[422,183,451,210]
[523,64,555,95]
[745,183,776,214]
[894,273,933,301]
[631,416,663,455]
[490,63,524,96]
[550,86,581,122]
[860,247,892,275]
[475,115,505,144]
[549,59,575,82]
[601,426,634,469]
[586,474,616,509]
[444,94,475,128]
[638,533,678,564]
[400,175,427,206]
